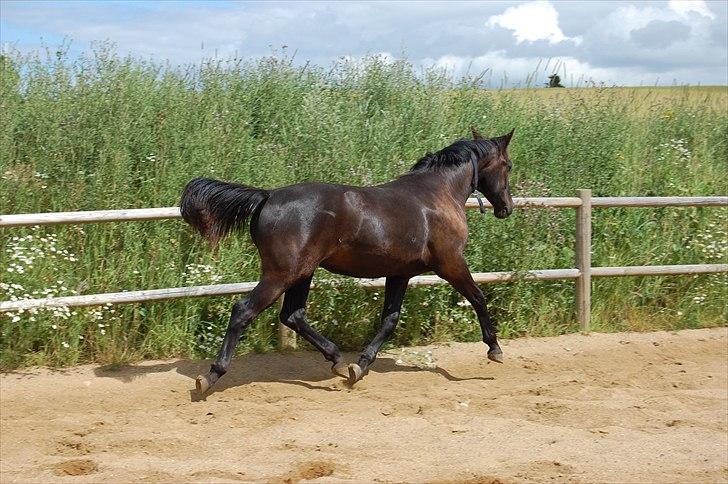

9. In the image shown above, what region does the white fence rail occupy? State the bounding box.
[2,192,726,345]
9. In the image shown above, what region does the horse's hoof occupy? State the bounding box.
[195,374,212,394]
[332,362,348,378]
[348,363,363,384]
[487,350,504,364]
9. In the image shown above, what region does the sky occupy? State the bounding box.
[1,0,727,87]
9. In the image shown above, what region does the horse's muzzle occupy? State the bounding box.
[494,205,513,219]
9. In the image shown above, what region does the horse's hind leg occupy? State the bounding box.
[279,276,346,377]
[196,276,285,393]
[348,276,409,384]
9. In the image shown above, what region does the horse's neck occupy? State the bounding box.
[439,164,473,206]
[396,165,473,207]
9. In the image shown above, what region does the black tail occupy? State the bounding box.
[180,177,270,247]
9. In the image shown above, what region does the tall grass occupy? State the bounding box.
[1,47,726,369]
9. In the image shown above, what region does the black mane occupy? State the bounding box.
[410,138,499,172]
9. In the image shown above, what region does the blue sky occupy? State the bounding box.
[1,0,726,86]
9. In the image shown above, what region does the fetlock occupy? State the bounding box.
[211,363,227,378]
[357,355,372,373]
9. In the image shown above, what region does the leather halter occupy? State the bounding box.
[470,157,486,214]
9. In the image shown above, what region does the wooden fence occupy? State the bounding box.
[1,191,726,348]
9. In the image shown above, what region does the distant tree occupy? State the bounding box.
[547,74,564,88]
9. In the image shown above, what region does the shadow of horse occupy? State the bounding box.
[92,350,494,401]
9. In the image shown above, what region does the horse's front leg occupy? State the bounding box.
[437,259,503,363]
[348,276,409,384]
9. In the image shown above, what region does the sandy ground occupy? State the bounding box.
[1,327,727,484]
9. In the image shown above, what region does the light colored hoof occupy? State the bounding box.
[487,350,503,364]
[348,363,363,384]
[332,362,348,378]
[196,374,211,394]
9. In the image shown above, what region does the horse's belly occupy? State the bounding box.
[321,248,427,278]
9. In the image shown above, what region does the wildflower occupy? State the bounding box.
[183,263,224,285]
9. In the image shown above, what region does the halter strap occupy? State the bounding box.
[470,157,486,214]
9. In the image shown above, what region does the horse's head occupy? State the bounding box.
[472,127,514,219]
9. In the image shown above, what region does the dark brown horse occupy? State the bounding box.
[181,128,514,393]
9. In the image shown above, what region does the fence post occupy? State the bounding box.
[575,189,592,333]
[278,299,297,350]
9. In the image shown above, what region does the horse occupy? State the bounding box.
[181,127,515,393]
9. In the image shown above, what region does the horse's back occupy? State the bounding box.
[252,181,433,278]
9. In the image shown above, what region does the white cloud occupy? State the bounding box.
[598,5,665,40]
[600,1,717,41]
[423,52,597,87]
[1,1,725,86]
[586,0,724,76]
[486,1,581,45]
[421,50,725,87]
[668,0,716,20]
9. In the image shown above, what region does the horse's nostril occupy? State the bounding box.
[495,206,513,219]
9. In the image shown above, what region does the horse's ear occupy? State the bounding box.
[471,126,484,140]
[504,128,515,145]
[497,128,515,150]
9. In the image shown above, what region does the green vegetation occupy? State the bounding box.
[1,47,726,369]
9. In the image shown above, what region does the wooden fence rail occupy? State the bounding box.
[2,192,727,346]
[3,196,726,227]
[2,265,726,314]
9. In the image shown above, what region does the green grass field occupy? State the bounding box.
[1,48,726,369]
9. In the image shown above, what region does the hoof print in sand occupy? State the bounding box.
[52,459,98,476]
